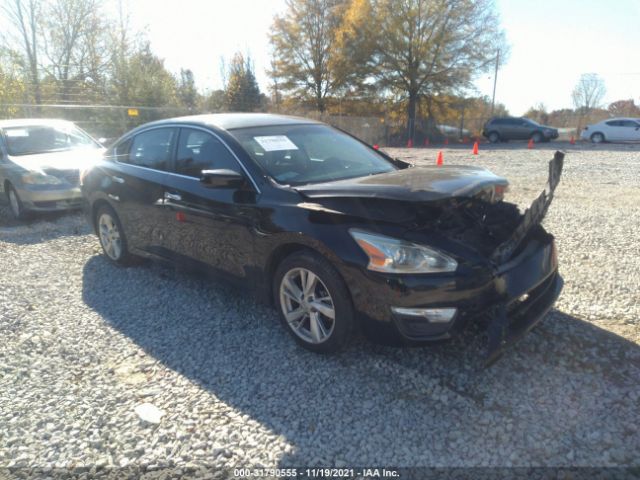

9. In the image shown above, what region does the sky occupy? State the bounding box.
[129,0,640,115]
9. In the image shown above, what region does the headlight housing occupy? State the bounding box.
[21,172,64,185]
[350,229,458,274]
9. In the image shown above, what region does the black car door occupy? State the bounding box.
[102,127,177,255]
[161,127,259,280]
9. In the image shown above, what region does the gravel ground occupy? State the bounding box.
[1,143,639,477]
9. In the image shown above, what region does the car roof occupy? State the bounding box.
[137,113,323,131]
[0,118,77,129]
[600,117,639,122]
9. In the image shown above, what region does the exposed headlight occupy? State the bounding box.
[21,172,64,185]
[350,229,458,274]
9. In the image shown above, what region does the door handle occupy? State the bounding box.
[111,176,125,184]
[164,192,182,202]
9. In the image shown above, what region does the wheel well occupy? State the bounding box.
[265,243,344,306]
[591,131,605,139]
[488,130,500,138]
[90,199,112,233]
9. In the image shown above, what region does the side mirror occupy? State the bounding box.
[200,169,245,188]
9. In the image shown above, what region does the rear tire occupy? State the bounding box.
[591,132,605,144]
[273,250,354,353]
[487,131,500,143]
[6,184,27,220]
[95,205,135,266]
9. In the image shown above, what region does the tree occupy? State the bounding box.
[177,68,199,111]
[205,89,226,112]
[608,99,640,118]
[572,73,606,114]
[270,0,347,113]
[0,50,26,116]
[1,0,42,105]
[341,0,506,141]
[125,43,179,107]
[224,52,261,112]
[41,0,107,103]
[524,103,549,125]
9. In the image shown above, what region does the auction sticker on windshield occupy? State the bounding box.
[6,129,29,137]
[254,135,298,151]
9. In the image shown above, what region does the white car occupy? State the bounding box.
[581,118,640,143]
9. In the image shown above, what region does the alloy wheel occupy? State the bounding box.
[279,267,335,344]
[98,213,122,260]
[8,188,21,218]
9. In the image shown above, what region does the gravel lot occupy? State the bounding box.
[1,142,639,477]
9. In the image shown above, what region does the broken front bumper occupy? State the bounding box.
[485,271,563,365]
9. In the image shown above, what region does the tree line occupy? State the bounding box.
[1,0,634,141]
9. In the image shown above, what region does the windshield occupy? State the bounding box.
[4,124,100,156]
[230,124,396,185]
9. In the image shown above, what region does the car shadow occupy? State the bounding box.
[81,254,640,467]
[0,207,90,244]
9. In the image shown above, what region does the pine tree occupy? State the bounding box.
[224,53,261,112]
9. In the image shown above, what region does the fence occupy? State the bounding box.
[0,102,601,146]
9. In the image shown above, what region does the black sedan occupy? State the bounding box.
[81,113,563,363]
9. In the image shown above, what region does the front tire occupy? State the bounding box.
[531,131,543,143]
[487,131,500,143]
[95,205,134,266]
[591,132,605,144]
[274,251,354,353]
[6,184,27,220]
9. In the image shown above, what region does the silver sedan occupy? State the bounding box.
[0,119,104,219]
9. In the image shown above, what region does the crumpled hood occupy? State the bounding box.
[294,165,509,202]
[9,148,104,172]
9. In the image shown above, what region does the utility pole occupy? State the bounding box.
[490,49,500,116]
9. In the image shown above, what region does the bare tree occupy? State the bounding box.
[1,0,42,105]
[572,73,606,114]
[42,0,106,103]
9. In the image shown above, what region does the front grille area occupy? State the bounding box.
[45,169,80,186]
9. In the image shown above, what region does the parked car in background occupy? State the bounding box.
[482,117,559,143]
[581,118,640,143]
[81,113,564,364]
[0,119,104,219]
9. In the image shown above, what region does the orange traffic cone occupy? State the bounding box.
[570,136,575,145]
[527,138,534,149]
[407,138,413,148]
[436,151,443,166]
[472,141,479,155]
[373,144,379,150]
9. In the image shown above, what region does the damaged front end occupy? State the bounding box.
[414,151,565,364]
[296,151,565,364]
